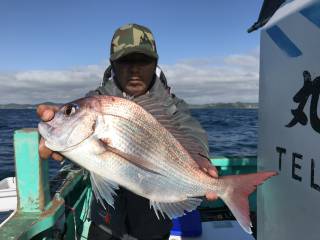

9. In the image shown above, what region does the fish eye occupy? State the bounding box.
[64,104,79,117]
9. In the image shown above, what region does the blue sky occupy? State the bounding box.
[0,0,263,104]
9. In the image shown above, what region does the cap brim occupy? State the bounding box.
[110,47,158,61]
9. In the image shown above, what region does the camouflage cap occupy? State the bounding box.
[110,23,158,61]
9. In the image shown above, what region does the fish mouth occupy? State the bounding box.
[38,122,68,152]
[38,122,93,152]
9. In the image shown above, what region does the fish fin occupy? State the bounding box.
[90,172,119,209]
[99,141,163,176]
[218,171,277,234]
[133,95,208,166]
[150,198,202,219]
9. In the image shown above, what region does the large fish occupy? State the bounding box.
[38,94,276,234]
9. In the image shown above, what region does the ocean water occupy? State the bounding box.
[0,108,258,181]
[0,109,61,180]
[192,108,258,157]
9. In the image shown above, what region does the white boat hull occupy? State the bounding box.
[0,177,17,212]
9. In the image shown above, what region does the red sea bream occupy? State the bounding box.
[38,95,277,234]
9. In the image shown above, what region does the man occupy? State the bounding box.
[37,23,218,240]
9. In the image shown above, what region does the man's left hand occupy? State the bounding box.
[195,157,219,201]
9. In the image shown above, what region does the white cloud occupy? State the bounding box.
[0,65,105,104]
[0,49,259,104]
[162,49,259,104]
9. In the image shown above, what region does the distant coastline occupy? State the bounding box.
[188,102,258,109]
[0,102,258,109]
[0,102,62,110]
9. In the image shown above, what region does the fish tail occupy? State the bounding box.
[218,171,277,234]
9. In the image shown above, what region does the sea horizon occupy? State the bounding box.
[0,102,258,110]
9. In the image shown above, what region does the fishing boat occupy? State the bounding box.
[0,0,319,239]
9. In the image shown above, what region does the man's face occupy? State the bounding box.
[112,53,157,97]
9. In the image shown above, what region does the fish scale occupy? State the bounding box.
[103,113,206,182]
[94,119,200,194]
[108,120,207,194]
[103,102,223,194]
[97,108,232,197]
[100,112,212,197]
[73,136,198,201]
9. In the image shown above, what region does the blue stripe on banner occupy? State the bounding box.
[266,25,302,58]
[300,2,320,29]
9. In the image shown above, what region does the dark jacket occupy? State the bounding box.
[86,68,209,240]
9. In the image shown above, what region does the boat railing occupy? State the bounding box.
[0,129,92,239]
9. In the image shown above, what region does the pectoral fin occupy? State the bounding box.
[90,172,119,209]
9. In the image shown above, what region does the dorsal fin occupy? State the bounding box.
[133,94,209,165]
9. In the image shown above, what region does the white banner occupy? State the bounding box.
[258,1,320,239]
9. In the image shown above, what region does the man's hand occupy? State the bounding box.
[195,156,219,201]
[37,104,64,161]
